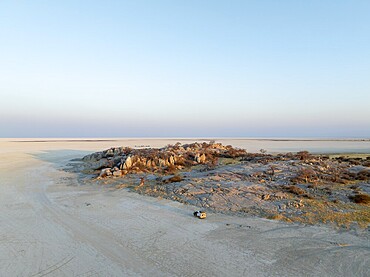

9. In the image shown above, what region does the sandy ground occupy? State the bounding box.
[0,139,369,276]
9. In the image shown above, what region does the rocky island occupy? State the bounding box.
[75,142,370,229]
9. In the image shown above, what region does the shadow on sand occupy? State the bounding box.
[30,149,92,166]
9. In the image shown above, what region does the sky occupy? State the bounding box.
[0,0,369,138]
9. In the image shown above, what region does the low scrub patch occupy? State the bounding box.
[349,194,370,204]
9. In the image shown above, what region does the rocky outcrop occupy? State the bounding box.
[77,144,370,228]
[82,142,247,178]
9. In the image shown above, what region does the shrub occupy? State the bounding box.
[166,164,177,174]
[349,194,370,204]
[292,168,317,183]
[296,151,311,160]
[284,185,306,195]
[356,170,370,181]
[164,175,183,183]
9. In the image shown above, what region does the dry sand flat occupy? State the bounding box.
[0,139,369,276]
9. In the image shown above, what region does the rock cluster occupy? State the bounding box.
[82,142,247,178]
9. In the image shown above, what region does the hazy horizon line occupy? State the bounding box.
[2,136,370,142]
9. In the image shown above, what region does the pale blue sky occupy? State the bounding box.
[1,0,369,138]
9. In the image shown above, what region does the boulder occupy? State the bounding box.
[123,156,132,169]
[195,153,201,163]
[113,147,122,155]
[112,170,122,177]
[159,158,166,167]
[165,159,171,166]
[99,168,112,178]
[199,154,206,163]
[92,158,112,170]
[146,159,152,168]
[169,156,175,165]
[105,149,114,157]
